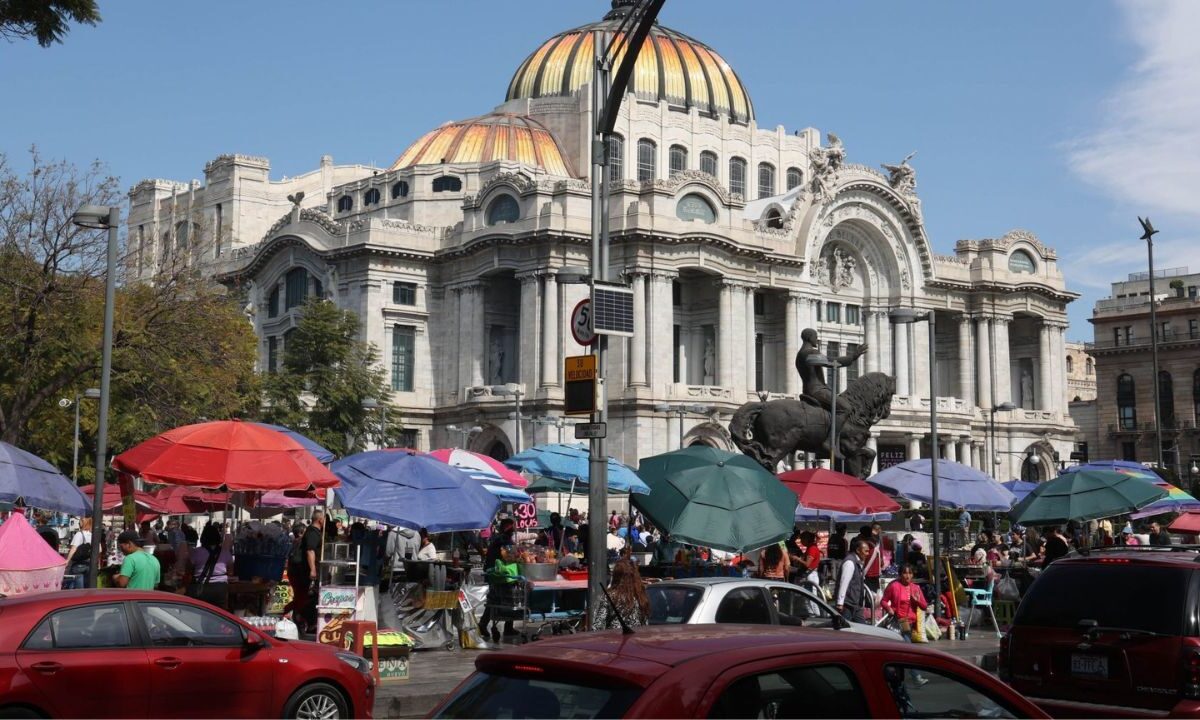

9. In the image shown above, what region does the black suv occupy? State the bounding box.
[1000,546,1200,718]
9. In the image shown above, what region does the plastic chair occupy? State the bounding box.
[963,576,1001,638]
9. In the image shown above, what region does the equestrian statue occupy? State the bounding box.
[730,328,895,479]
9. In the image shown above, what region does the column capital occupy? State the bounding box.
[956,313,973,326]
[513,272,539,284]
[448,279,485,292]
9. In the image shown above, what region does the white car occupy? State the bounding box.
[646,577,902,641]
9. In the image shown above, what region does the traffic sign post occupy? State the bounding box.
[574,422,607,440]
[564,355,597,416]
[570,299,595,346]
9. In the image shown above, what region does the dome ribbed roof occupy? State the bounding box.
[506,9,753,125]
[390,113,574,176]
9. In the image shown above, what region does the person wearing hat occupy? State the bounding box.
[115,529,161,590]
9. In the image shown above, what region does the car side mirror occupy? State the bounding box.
[243,632,265,653]
[833,615,849,630]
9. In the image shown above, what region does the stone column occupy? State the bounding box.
[541,272,559,387]
[1038,322,1052,412]
[879,309,893,377]
[785,293,800,396]
[518,275,538,392]
[957,438,971,466]
[913,320,930,399]
[975,317,992,408]
[867,434,879,475]
[648,274,675,393]
[957,315,973,405]
[629,273,647,387]
[809,297,820,329]
[865,311,879,374]
[718,281,734,388]
[893,321,911,396]
[468,283,485,387]
[746,286,757,392]
[994,318,1012,407]
[906,433,922,460]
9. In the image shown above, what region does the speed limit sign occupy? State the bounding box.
[570,299,595,346]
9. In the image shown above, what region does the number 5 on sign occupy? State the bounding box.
[570,299,595,346]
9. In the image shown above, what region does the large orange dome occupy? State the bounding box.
[390,113,574,176]
[506,3,754,125]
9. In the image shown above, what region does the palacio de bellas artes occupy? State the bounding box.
[124,0,1078,486]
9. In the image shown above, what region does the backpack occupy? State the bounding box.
[71,534,92,568]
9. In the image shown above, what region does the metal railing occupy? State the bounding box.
[1087,329,1200,350]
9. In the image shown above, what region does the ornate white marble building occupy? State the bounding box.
[124,1,1077,482]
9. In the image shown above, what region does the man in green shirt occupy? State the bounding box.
[116,530,161,590]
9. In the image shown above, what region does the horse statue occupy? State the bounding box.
[729,372,896,479]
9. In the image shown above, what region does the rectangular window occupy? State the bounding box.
[826,302,840,323]
[637,140,656,182]
[285,268,308,310]
[214,203,223,258]
[755,333,765,391]
[608,135,624,182]
[391,325,415,392]
[673,325,681,383]
[267,337,278,374]
[1119,405,1137,431]
[1190,319,1198,338]
[826,341,840,362]
[1121,442,1136,461]
[393,281,417,305]
[1124,326,1134,344]
[1160,321,1170,340]
[1113,327,1121,346]
[845,305,860,325]
[846,343,860,382]
[1190,286,1198,299]
[753,293,765,316]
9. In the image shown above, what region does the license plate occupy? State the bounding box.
[1071,653,1108,678]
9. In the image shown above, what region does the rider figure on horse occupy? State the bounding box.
[794,328,868,415]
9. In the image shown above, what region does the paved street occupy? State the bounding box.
[373,634,1003,718]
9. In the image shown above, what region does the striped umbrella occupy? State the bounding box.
[1065,461,1200,518]
[427,448,531,504]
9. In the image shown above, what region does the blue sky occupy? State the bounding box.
[3,0,1198,341]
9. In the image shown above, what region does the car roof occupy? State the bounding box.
[1062,547,1200,568]
[648,577,777,588]
[475,624,918,683]
[0,589,197,610]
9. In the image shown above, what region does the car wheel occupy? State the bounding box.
[282,683,349,720]
[0,707,45,719]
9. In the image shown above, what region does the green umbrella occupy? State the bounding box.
[1010,469,1168,525]
[632,446,796,554]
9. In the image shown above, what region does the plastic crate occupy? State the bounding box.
[559,568,588,581]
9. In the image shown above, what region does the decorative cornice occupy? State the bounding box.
[263,207,344,241]
[128,178,189,197]
[203,154,270,174]
[955,229,1058,261]
[462,172,590,210]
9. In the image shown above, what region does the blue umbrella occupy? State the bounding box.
[505,443,650,495]
[0,441,89,515]
[794,506,893,523]
[250,423,336,464]
[868,459,1016,511]
[331,451,500,532]
[1062,459,1157,475]
[1001,480,1040,503]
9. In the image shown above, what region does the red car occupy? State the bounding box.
[432,624,1048,718]
[0,590,374,719]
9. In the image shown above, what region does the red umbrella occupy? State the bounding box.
[151,485,231,514]
[82,485,172,515]
[113,420,339,492]
[778,468,902,515]
[1169,512,1200,534]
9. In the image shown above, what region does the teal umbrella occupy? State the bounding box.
[632,446,796,554]
[1010,469,1168,525]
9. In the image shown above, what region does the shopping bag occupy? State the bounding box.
[922,610,941,642]
[911,610,926,643]
[995,575,1020,602]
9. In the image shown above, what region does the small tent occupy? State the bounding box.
[0,510,66,596]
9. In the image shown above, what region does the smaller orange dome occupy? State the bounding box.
[390,113,574,177]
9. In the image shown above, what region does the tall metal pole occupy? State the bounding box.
[90,207,119,588]
[514,391,523,454]
[829,366,838,470]
[72,394,81,483]
[1145,224,1165,469]
[586,40,610,624]
[928,312,942,620]
[677,408,684,449]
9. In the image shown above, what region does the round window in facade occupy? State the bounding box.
[1008,249,1036,274]
[486,194,520,225]
[676,193,716,224]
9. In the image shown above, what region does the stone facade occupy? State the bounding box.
[1088,267,1200,476]
[122,2,1079,482]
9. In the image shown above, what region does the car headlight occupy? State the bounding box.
[335,651,371,674]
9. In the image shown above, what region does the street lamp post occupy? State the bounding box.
[653,403,712,449]
[498,383,524,454]
[71,205,119,589]
[1140,217,1165,469]
[890,308,943,618]
[989,401,1017,478]
[447,424,483,450]
[65,388,101,483]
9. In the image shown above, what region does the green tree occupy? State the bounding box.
[262,298,395,455]
[0,0,100,46]
[0,149,259,479]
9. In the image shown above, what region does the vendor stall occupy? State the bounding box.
[0,510,66,595]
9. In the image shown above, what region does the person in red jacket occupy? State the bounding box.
[881,564,928,641]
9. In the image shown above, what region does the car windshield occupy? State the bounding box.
[435,672,640,719]
[1015,563,1189,635]
[647,585,705,624]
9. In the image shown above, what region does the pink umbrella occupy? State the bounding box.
[0,509,66,595]
[427,448,528,488]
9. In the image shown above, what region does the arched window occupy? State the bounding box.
[391,181,409,199]
[364,188,381,206]
[284,268,309,310]
[1117,373,1137,430]
[336,195,353,213]
[676,193,716,224]
[1008,250,1036,274]
[432,176,462,193]
[765,208,783,230]
[1066,356,1074,374]
[267,285,280,318]
[1086,358,1094,375]
[637,139,656,182]
[1160,370,1175,428]
[757,162,776,199]
[669,145,688,178]
[608,134,624,181]
[700,151,718,177]
[786,167,803,191]
[486,194,520,225]
[729,157,747,197]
